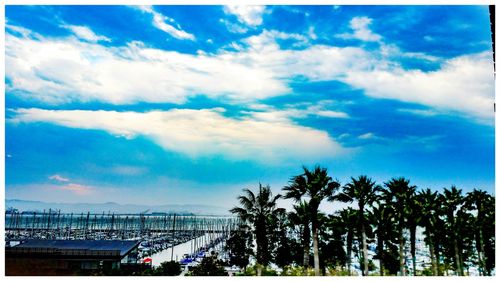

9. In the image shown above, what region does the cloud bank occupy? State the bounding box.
[6,22,493,122]
[10,108,345,164]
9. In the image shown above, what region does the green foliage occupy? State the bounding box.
[225,225,253,269]
[421,267,434,276]
[280,265,315,276]
[230,184,285,267]
[283,165,341,275]
[288,201,312,267]
[358,256,377,272]
[189,256,227,276]
[240,264,278,276]
[326,266,355,276]
[318,214,347,271]
[133,268,155,276]
[154,261,181,276]
[228,168,496,277]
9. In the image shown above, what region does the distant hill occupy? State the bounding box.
[5,199,230,216]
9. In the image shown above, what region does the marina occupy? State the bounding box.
[5,210,237,267]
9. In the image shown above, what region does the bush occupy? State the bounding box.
[189,256,227,276]
[323,265,354,276]
[239,264,278,276]
[154,261,182,276]
[280,265,316,276]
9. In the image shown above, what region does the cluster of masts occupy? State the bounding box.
[5,209,238,241]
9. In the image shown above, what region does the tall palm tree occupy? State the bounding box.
[463,189,490,276]
[455,206,476,275]
[288,201,311,268]
[337,175,381,276]
[407,193,421,276]
[384,177,416,276]
[416,188,440,276]
[481,195,495,275]
[441,186,464,276]
[283,166,341,276]
[368,202,395,276]
[338,207,357,276]
[432,202,447,276]
[230,184,285,275]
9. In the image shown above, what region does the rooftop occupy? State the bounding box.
[9,240,140,258]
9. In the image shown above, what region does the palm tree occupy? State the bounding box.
[441,186,464,276]
[283,166,341,276]
[407,193,421,276]
[455,206,476,275]
[230,184,285,275]
[416,188,440,276]
[288,201,311,268]
[274,211,294,269]
[383,177,416,276]
[481,195,495,275]
[368,202,395,276]
[337,175,381,276]
[338,207,357,275]
[463,189,491,276]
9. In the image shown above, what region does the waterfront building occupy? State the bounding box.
[5,240,140,275]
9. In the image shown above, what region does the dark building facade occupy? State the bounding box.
[5,240,140,275]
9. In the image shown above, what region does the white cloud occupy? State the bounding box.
[344,52,494,120]
[6,22,40,39]
[308,26,317,40]
[244,100,349,122]
[337,16,382,42]
[316,110,349,118]
[60,183,94,195]
[242,29,309,51]
[224,5,266,26]
[219,18,249,34]
[62,25,111,42]
[49,174,70,182]
[358,132,375,140]
[398,108,439,117]
[10,108,346,164]
[6,25,494,122]
[137,5,195,40]
[5,31,288,105]
[7,183,96,201]
[47,175,94,195]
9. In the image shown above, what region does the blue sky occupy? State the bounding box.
[5,5,495,211]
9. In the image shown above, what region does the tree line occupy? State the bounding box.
[227,166,495,276]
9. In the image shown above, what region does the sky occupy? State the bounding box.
[4,5,495,211]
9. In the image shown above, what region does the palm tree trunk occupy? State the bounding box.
[458,245,464,276]
[410,225,417,276]
[361,223,369,276]
[347,230,353,276]
[477,228,485,276]
[399,226,405,276]
[255,218,268,271]
[303,224,310,268]
[378,237,384,276]
[449,214,463,277]
[435,242,442,276]
[312,224,320,276]
[453,234,462,276]
[427,232,438,276]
